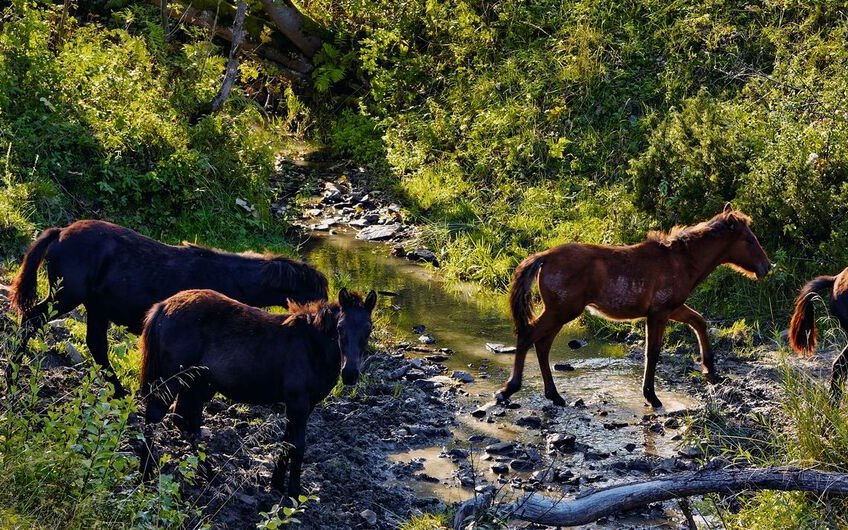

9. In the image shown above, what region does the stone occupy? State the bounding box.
[356,223,402,241]
[516,415,542,429]
[64,343,84,365]
[471,408,488,418]
[447,448,470,460]
[567,339,588,349]
[390,245,406,257]
[485,343,516,354]
[570,398,586,408]
[509,459,534,471]
[490,463,509,474]
[412,324,426,334]
[407,248,439,266]
[0,284,10,300]
[418,334,436,344]
[451,370,475,383]
[388,364,412,380]
[679,446,702,458]
[547,433,576,451]
[485,441,517,455]
[360,509,378,525]
[664,417,680,428]
[553,362,575,372]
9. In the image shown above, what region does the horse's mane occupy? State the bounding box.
[647,210,752,247]
[181,241,328,296]
[180,241,271,260]
[285,291,367,334]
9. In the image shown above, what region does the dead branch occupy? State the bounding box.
[207,1,247,114]
[509,467,848,526]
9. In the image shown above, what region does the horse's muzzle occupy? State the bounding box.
[341,367,360,385]
[756,262,772,280]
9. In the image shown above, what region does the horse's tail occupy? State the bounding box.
[140,303,167,422]
[10,227,62,316]
[789,275,836,355]
[510,253,545,339]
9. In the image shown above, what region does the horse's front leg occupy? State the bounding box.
[669,304,718,383]
[273,400,309,501]
[643,313,669,408]
[85,304,126,398]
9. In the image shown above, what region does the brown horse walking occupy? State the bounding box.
[140,288,376,498]
[789,267,848,404]
[9,220,328,396]
[497,206,771,408]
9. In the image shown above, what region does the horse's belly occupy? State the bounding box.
[585,304,643,321]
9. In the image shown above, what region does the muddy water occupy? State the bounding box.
[302,229,699,506]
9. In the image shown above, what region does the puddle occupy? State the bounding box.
[302,229,700,511]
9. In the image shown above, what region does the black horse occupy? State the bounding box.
[9,220,328,396]
[140,287,376,498]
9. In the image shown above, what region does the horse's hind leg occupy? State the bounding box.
[7,295,79,384]
[669,305,718,383]
[830,344,848,407]
[643,314,669,408]
[533,321,567,406]
[84,303,126,398]
[173,381,210,437]
[496,334,534,403]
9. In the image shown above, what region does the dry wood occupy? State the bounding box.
[260,0,323,58]
[146,0,310,77]
[509,467,848,526]
[208,1,247,114]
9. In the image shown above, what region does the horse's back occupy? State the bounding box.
[831,268,848,328]
[154,289,320,402]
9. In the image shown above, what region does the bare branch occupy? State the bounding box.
[208,1,247,114]
[510,467,848,526]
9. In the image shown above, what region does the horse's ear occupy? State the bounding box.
[364,290,377,312]
[338,287,352,308]
[723,202,733,214]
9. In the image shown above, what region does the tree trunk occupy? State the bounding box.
[260,0,322,58]
[160,0,169,41]
[508,467,848,527]
[207,1,247,115]
[146,0,312,76]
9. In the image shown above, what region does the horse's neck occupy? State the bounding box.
[680,234,733,288]
[313,310,342,374]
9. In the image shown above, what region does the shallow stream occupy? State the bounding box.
[302,229,700,509]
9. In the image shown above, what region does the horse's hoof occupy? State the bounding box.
[547,393,566,407]
[494,391,509,404]
[704,372,722,385]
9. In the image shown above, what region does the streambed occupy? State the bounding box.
[302,229,702,525]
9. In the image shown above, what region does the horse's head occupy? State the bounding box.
[337,288,377,385]
[721,206,771,280]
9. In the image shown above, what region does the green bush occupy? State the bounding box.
[0,0,293,242]
[0,315,201,528]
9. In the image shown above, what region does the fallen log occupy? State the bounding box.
[509,466,848,526]
[146,0,311,76]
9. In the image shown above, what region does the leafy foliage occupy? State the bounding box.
[302,0,848,323]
